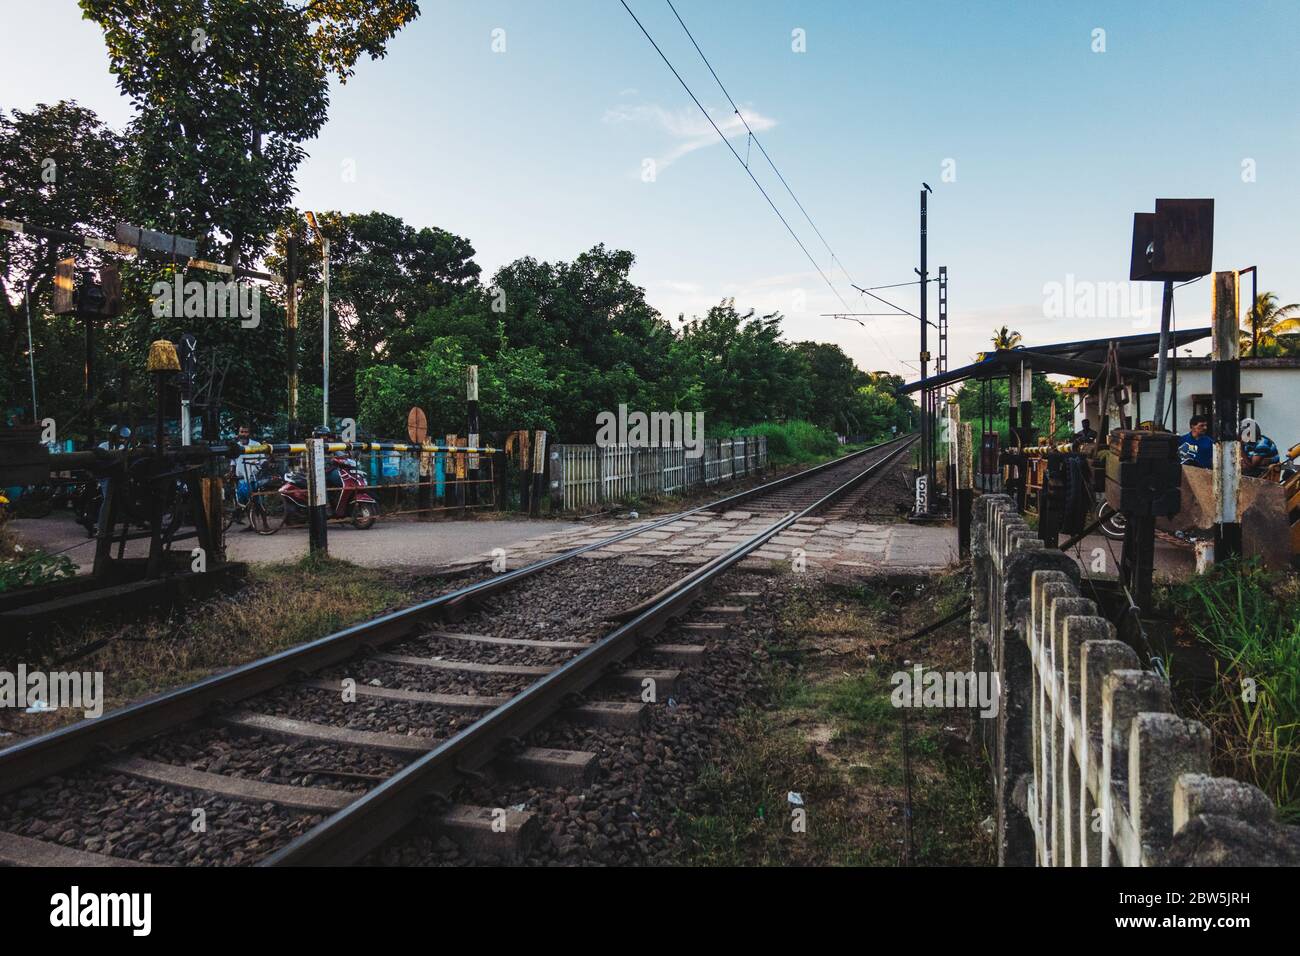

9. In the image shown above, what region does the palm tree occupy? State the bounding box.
[991,325,1022,350]
[1241,292,1300,356]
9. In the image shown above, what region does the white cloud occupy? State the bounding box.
[604,101,777,172]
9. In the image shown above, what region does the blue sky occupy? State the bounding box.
[2,0,1297,377]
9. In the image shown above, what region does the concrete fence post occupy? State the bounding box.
[1129,714,1211,864]
[974,476,1299,866]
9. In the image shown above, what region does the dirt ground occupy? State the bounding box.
[679,566,995,866]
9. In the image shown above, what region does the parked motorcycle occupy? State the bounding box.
[277,455,378,529]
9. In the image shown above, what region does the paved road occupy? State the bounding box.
[11,512,586,573]
[11,511,1196,582]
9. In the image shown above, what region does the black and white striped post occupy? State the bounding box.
[530,429,548,518]
[466,365,480,507]
[1211,270,1242,562]
[306,437,329,557]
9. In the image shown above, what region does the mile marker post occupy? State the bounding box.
[466,365,480,508]
[306,437,329,557]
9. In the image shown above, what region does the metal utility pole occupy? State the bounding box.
[286,235,299,440]
[937,266,948,378]
[1211,270,1242,561]
[178,332,197,446]
[305,212,330,428]
[322,236,330,428]
[25,294,38,423]
[917,184,934,512]
[938,265,948,503]
[1239,265,1258,357]
[1152,280,1173,429]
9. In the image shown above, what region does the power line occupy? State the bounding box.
[664,0,854,289]
[852,283,936,327]
[861,278,938,291]
[635,0,907,368]
[661,0,907,363]
[619,0,851,314]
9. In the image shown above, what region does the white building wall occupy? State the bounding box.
[1123,365,1300,445]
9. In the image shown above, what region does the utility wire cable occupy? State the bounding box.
[852,283,936,327]
[862,278,938,291]
[664,0,854,288]
[663,0,922,372]
[619,0,852,314]
[627,0,912,372]
[650,0,908,367]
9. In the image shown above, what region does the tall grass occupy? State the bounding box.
[1179,560,1300,821]
[736,420,839,464]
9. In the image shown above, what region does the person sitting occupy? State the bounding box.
[1241,420,1280,478]
[1178,415,1213,468]
[1074,419,1097,443]
[233,424,268,530]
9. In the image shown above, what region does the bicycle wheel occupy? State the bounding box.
[222,483,240,531]
[251,491,286,535]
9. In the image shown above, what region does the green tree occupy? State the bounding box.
[491,245,676,440]
[274,211,482,361]
[792,340,860,432]
[57,1,420,438]
[81,0,420,268]
[990,325,1022,350]
[672,301,811,432]
[955,375,1071,448]
[0,101,125,430]
[1242,292,1300,357]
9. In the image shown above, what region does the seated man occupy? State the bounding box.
[1074,418,1097,443]
[234,424,269,497]
[1242,423,1280,478]
[1178,415,1213,468]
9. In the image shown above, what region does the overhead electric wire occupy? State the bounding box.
[619,0,851,315]
[852,283,936,327]
[664,0,854,287]
[633,0,908,369]
[861,278,938,291]
[661,0,906,363]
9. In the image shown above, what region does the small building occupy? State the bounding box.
[1156,356,1300,446]
[1066,355,1300,448]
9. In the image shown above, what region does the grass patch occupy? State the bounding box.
[679,571,994,866]
[1163,559,1300,821]
[0,554,417,738]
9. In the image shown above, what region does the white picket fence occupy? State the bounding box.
[549,437,767,510]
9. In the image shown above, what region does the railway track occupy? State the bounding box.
[0,435,915,867]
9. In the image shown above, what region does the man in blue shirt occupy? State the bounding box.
[1178,415,1213,468]
[1242,425,1280,478]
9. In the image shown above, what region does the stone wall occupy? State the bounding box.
[972,493,1300,866]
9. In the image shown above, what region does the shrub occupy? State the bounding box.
[1176,560,1300,821]
[738,420,839,464]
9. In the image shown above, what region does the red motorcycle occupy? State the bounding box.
[278,455,379,530]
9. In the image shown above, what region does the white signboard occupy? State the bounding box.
[310,438,327,507]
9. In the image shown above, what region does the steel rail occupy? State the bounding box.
[0,436,911,799]
[705,435,912,511]
[264,435,916,865]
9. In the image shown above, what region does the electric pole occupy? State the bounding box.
[917,184,933,514]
